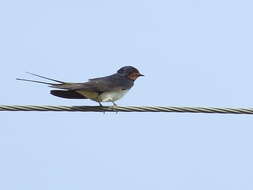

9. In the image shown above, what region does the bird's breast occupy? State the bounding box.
[99,89,129,102]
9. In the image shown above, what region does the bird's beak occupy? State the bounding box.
[138,73,144,77]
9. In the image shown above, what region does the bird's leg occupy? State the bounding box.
[98,101,106,114]
[97,95,106,113]
[111,101,118,113]
[112,102,118,106]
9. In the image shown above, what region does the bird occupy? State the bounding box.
[17,66,144,106]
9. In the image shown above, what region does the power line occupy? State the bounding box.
[0,105,253,114]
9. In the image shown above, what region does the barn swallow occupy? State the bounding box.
[17,66,144,106]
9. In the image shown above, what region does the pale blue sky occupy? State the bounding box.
[1,0,253,189]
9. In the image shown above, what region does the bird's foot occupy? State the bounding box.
[111,102,119,114]
[98,102,106,114]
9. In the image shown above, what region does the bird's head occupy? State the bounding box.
[117,66,144,81]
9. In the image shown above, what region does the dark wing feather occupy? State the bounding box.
[52,74,133,92]
[50,90,87,99]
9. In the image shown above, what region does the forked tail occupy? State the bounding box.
[16,72,65,86]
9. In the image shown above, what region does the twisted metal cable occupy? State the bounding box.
[0,105,253,114]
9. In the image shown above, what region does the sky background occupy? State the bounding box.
[1,0,253,189]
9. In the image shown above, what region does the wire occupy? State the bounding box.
[0,105,253,114]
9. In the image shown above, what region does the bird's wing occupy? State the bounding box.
[52,75,133,92]
[52,81,120,92]
[88,74,116,82]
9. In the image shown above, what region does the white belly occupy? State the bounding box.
[100,89,129,102]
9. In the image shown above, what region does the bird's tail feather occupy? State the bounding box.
[16,78,54,85]
[25,72,64,83]
[17,72,65,86]
[50,90,87,99]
